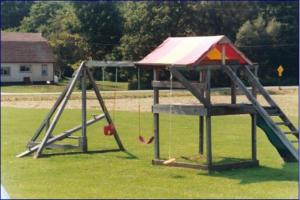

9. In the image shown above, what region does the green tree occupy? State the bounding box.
[1,1,33,30]
[74,2,123,60]
[19,2,90,76]
[19,2,64,34]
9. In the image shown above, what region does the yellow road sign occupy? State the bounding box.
[277,65,284,77]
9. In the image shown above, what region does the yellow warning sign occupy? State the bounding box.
[277,65,284,77]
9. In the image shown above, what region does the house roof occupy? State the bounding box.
[136,35,252,68]
[1,32,55,63]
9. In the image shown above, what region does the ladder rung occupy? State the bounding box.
[269,113,282,116]
[284,131,298,135]
[67,136,80,139]
[275,122,290,126]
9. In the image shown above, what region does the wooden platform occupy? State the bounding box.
[152,159,259,171]
[152,103,278,116]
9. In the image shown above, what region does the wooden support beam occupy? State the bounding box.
[199,70,206,99]
[242,66,298,137]
[206,115,212,170]
[86,60,135,68]
[169,67,209,106]
[251,114,257,161]
[210,160,259,171]
[17,114,105,158]
[28,77,73,144]
[34,62,85,158]
[85,66,125,151]
[152,103,266,116]
[152,104,206,115]
[231,69,237,104]
[152,159,208,170]
[223,65,298,160]
[152,81,205,89]
[206,68,211,105]
[81,68,88,152]
[153,69,160,159]
[152,159,259,171]
[199,116,204,155]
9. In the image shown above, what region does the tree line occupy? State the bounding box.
[1,1,298,87]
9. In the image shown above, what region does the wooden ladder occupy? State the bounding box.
[223,65,298,161]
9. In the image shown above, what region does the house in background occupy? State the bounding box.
[1,31,55,84]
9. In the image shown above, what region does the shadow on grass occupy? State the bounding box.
[200,160,298,184]
[115,150,139,160]
[42,149,139,159]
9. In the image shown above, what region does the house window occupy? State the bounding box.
[41,64,48,76]
[1,67,10,76]
[20,64,31,73]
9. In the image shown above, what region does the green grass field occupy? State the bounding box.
[1,80,129,93]
[1,107,298,199]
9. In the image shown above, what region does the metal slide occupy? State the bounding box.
[223,65,298,162]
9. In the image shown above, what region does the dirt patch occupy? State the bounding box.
[1,93,298,117]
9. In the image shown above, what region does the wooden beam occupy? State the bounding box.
[17,114,106,158]
[223,65,298,160]
[81,68,87,152]
[152,159,208,170]
[34,62,85,158]
[86,60,135,68]
[242,66,298,138]
[211,160,259,171]
[153,69,160,159]
[206,115,212,170]
[28,76,73,144]
[199,116,204,155]
[152,81,206,89]
[251,114,257,161]
[169,67,209,106]
[152,159,259,171]
[152,104,206,116]
[206,68,211,105]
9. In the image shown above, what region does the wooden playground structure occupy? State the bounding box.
[17,35,298,172]
[136,35,298,171]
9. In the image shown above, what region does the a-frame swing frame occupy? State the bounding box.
[17,61,125,158]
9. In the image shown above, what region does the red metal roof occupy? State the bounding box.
[136,35,252,67]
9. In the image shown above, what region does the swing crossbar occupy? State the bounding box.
[17,114,105,158]
[86,60,136,68]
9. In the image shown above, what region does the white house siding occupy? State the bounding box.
[1,63,54,83]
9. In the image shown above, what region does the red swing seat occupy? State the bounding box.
[104,124,115,136]
[138,135,154,144]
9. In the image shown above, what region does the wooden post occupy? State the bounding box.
[231,68,237,104]
[29,76,73,144]
[199,70,205,99]
[251,114,257,161]
[206,68,211,105]
[199,116,204,155]
[199,69,205,155]
[34,62,85,158]
[251,65,257,161]
[81,67,88,152]
[252,65,258,98]
[206,115,212,171]
[153,68,160,159]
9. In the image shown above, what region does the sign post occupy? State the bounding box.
[277,65,284,90]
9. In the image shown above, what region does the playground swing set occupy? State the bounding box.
[17,35,298,172]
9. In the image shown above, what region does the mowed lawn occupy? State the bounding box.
[1,107,298,199]
[1,80,129,93]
